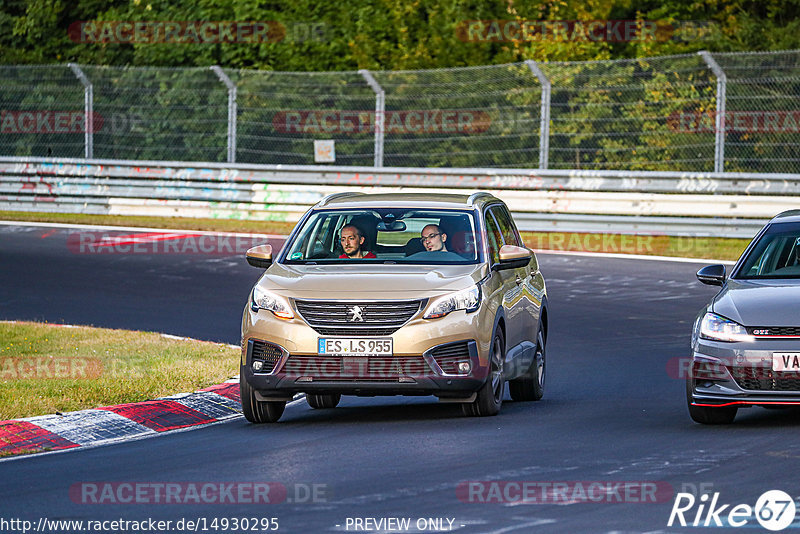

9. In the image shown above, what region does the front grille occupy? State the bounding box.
[729,366,800,391]
[294,299,424,336]
[429,342,472,374]
[251,340,283,373]
[281,355,432,379]
[748,326,800,336]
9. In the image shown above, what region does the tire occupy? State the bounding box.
[686,379,737,424]
[509,328,545,402]
[240,374,286,423]
[462,330,505,417]
[307,393,341,409]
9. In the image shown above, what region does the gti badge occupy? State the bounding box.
[348,305,365,322]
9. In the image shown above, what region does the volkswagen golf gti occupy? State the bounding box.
[688,210,800,424]
[240,192,548,422]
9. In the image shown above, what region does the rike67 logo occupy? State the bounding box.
[668,490,797,531]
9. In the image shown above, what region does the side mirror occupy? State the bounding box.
[246,244,273,269]
[697,264,726,286]
[493,245,532,271]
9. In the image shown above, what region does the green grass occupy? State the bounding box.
[0,321,239,420]
[0,210,295,235]
[520,232,749,262]
[0,210,749,261]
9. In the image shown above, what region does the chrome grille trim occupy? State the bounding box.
[294,299,425,336]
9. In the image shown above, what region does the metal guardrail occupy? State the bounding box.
[2,156,798,238]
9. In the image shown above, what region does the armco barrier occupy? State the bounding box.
[2,157,798,238]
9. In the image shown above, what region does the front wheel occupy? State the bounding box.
[307,393,341,409]
[509,328,545,401]
[240,374,286,423]
[686,379,737,424]
[462,330,505,417]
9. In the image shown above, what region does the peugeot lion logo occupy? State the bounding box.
[348,305,365,322]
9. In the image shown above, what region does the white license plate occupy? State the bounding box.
[773,353,800,372]
[318,338,392,356]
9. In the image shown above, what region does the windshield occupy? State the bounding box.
[735,222,800,279]
[282,208,482,265]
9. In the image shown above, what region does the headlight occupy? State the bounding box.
[700,312,753,342]
[252,286,293,320]
[424,285,480,319]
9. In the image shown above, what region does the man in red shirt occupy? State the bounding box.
[339,225,377,259]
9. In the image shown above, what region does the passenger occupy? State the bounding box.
[420,224,448,252]
[339,225,377,259]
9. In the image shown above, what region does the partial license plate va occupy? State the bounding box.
[773,353,800,372]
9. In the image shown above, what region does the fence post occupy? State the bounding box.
[525,60,551,170]
[68,63,93,159]
[359,69,385,168]
[210,66,237,164]
[698,51,727,173]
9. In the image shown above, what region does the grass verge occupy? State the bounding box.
[520,232,749,262]
[0,321,239,420]
[0,210,750,262]
[0,210,295,235]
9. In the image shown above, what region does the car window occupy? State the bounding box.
[735,222,800,278]
[485,211,502,265]
[282,208,481,264]
[490,205,522,247]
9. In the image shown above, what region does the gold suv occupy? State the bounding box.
[240,192,548,422]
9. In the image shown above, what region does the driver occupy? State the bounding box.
[420,224,448,252]
[339,225,376,259]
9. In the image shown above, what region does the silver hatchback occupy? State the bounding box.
[688,210,800,424]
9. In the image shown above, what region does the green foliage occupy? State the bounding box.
[2,0,800,70]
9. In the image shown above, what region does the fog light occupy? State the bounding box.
[252,360,264,372]
[458,362,471,374]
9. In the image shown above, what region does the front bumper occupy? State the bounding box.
[688,337,800,407]
[241,301,493,398]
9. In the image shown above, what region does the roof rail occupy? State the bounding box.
[774,209,800,219]
[467,191,494,207]
[318,192,365,207]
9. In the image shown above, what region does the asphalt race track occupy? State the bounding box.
[2,223,800,533]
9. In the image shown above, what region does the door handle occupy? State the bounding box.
[515,275,523,285]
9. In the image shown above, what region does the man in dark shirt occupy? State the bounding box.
[339,225,377,259]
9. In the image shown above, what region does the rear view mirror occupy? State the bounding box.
[246,244,273,269]
[377,220,407,232]
[696,264,726,286]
